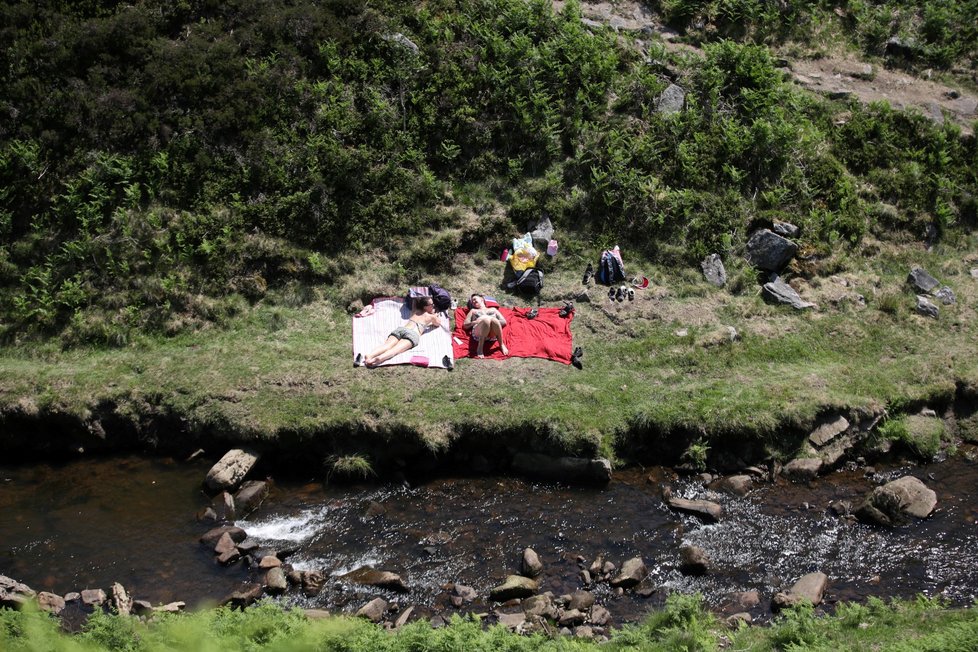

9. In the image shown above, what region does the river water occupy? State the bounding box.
[1,451,976,623]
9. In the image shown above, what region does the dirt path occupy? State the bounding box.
[556,1,978,134]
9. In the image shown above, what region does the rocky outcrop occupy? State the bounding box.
[746,229,797,272]
[204,449,260,492]
[0,575,35,609]
[856,475,937,526]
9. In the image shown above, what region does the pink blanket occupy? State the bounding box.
[451,307,573,364]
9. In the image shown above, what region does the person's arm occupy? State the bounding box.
[462,309,476,331]
[492,308,506,328]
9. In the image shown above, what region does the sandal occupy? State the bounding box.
[559,301,575,318]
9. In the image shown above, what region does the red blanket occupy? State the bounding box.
[452,307,574,363]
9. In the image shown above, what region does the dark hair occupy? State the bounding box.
[413,296,433,311]
[468,293,483,308]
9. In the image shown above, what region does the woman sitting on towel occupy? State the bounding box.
[463,293,509,358]
[363,296,442,367]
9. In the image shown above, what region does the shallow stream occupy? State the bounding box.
[1,451,976,623]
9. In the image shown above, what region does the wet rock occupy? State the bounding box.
[559,609,586,627]
[342,568,410,593]
[782,458,822,482]
[665,496,722,522]
[132,600,154,616]
[364,500,387,520]
[715,475,752,496]
[579,570,592,585]
[521,548,543,578]
[809,415,850,448]
[300,571,326,597]
[490,575,538,602]
[746,229,797,272]
[679,545,710,576]
[568,590,595,612]
[197,507,218,522]
[916,295,939,318]
[394,606,414,628]
[588,555,605,576]
[772,220,800,238]
[727,590,760,611]
[573,625,594,639]
[258,555,281,569]
[200,525,247,546]
[37,592,66,615]
[522,594,557,619]
[154,601,186,613]
[496,611,527,631]
[610,557,647,589]
[726,612,752,628]
[454,584,477,603]
[856,475,937,526]
[762,278,815,309]
[772,572,829,610]
[511,453,612,483]
[64,592,80,602]
[701,254,727,287]
[655,83,686,114]
[602,560,617,576]
[234,480,269,517]
[0,575,35,609]
[907,266,940,293]
[214,531,238,555]
[356,598,388,623]
[590,604,612,626]
[111,583,132,616]
[264,568,288,594]
[222,584,263,609]
[205,448,260,492]
[81,588,107,607]
[934,286,956,305]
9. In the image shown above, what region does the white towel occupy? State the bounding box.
[351,297,453,369]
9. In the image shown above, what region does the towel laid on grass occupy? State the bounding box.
[451,307,573,364]
[352,297,453,369]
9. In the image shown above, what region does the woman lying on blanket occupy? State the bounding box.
[363,296,442,368]
[463,293,509,358]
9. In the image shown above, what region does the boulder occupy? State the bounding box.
[521,548,543,578]
[522,594,557,619]
[609,557,647,588]
[700,253,727,287]
[264,568,288,594]
[234,480,270,516]
[0,575,35,609]
[772,572,829,610]
[111,582,132,616]
[454,584,478,603]
[726,590,761,611]
[934,286,956,305]
[590,604,611,626]
[726,612,752,628]
[715,475,752,496]
[762,278,815,309]
[81,588,107,607]
[384,32,419,55]
[490,575,538,602]
[204,449,260,492]
[356,598,388,623]
[665,496,722,522]
[567,590,595,612]
[655,84,686,114]
[559,609,585,627]
[222,584,263,609]
[856,475,937,526]
[809,415,850,448]
[154,601,186,613]
[510,453,612,483]
[341,568,410,593]
[303,609,332,620]
[528,215,554,250]
[200,526,247,546]
[394,606,414,628]
[37,592,66,615]
[907,266,940,293]
[772,221,800,238]
[678,545,710,576]
[258,555,281,569]
[300,570,326,597]
[132,600,153,616]
[214,532,238,555]
[496,611,527,631]
[916,295,939,318]
[211,491,235,521]
[782,458,822,482]
[746,229,797,272]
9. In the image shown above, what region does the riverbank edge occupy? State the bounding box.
[3,376,974,479]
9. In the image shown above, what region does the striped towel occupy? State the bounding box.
[352,297,453,369]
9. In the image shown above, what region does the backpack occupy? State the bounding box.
[510,268,543,296]
[428,284,452,312]
[597,247,625,285]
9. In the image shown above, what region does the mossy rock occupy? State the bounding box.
[903,415,945,458]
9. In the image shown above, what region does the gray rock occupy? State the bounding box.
[715,475,752,496]
[908,266,940,293]
[934,286,956,305]
[678,545,710,575]
[132,600,153,615]
[37,592,65,615]
[64,592,80,602]
[590,604,612,626]
[655,84,686,114]
[490,575,538,602]
[341,568,409,593]
[885,36,917,58]
[384,33,419,55]
[762,278,815,309]
[772,221,800,238]
[700,254,727,287]
[610,557,647,588]
[454,584,477,603]
[726,612,752,628]
[510,453,612,483]
[111,582,132,616]
[528,215,554,250]
[970,268,978,280]
[0,575,35,609]
[916,295,939,318]
[212,491,235,521]
[559,608,585,626]
[856,475,937,526]
[204,449,260,492]
[356,598,388,623]
[746,229,798,272]
[573,625,594,639]
[81,588,107,607]
[567,590,595,612]
[154,601,186,613]
[772,572,829,609]
[304,608,332,620]
[394,606,414,628]
[300,570,326,597]
[496,611,527,631]
[666,496,723,522]
[727,590,761,610]
[234,480,269,517]
[782,458,822,482]
[522,594,556,618]
[521,548,543,578]
[809,415,850,448]
[264,567,288,594]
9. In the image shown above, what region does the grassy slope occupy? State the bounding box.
[2,228,975,466]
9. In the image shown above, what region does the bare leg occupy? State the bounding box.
[489,319,508,355]
[369,338,415,367]
[473,318,491,357]
[365,336,398,367]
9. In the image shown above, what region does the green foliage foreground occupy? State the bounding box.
[2,595,978,652]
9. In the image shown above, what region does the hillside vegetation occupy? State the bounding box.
[1,0,977,467]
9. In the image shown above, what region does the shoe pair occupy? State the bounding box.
[614,286,626,302]
[558,301,574,318]
[582,263,594,285]
[571,346,583,370]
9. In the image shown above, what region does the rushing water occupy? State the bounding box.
[1,451,976,623]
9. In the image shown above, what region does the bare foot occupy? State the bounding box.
[477,353,485,359]
[501,344,509,356]
[476,344,484,358]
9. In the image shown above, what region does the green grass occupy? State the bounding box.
[1,232,976,469]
